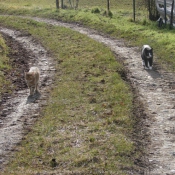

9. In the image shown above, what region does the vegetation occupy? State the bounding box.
[1,0,175,70]
[0,0,175,174]
[0,16,136,174]
[0,35,11,99]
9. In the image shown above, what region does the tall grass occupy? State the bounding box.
[0,35,11,98]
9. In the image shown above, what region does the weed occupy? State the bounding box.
[91,7,100,14]
[0,35,11,98]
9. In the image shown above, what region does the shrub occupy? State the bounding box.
[91,7,100,14]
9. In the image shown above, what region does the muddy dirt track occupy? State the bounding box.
[1,16,175,174]
[0,27,55,169]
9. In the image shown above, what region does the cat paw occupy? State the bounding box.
[142,62,145,66]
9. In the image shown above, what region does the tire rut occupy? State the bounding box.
[0,27,55,169]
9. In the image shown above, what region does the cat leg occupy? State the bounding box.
[35,85,37,93]
[149,58,153,70]
[144,59,149,69]
[35,82,39,93]
[142,59,145,67]
[30,87,34,95]
[29,87,32,95]
[37,83,39,92]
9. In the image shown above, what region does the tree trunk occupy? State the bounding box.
[170,0,174,28]
[164,0,167,25]
[107,0,110,16]
[147,0,159,21]
[133,0,135,21]
[69,0,72,8]
[75,0,79,9]
[56,0,59,9]
[61,0,64,9]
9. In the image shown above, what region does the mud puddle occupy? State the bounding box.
[25,17,175,174]
[0,27,55,169]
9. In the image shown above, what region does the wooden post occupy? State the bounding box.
[170,0,174,28]
[107,0,110,16]
[148,0,150,20]
[133,0,135,21]
[164,0,167,25]
[61,0,64,9]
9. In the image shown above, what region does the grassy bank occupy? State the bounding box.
[0,35,11,99]
[0,16,137,174]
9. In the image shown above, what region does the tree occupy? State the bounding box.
[75,0,79,9]
[68,0,72,8]
[133,0,136,21]
[107,0,110,16]
[56,0,59,9]
[164,0,167,25]
[67,0,79,9]
[147,0,159,21]
[170,0,174,28]
[61,0,64,9]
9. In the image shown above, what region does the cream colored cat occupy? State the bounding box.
[25,67,40,96]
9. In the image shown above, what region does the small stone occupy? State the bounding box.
[152,112,157,114]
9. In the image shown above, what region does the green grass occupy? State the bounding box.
[0,0,132,9]
[1,0,175,70]
[1,0,174,173]
[0,16,136,174]
[0,35,9,69]
[0,35,11,99]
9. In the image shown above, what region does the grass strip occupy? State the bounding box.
[0,16,135,174]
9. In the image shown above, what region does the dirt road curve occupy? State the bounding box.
[1,16,175,174]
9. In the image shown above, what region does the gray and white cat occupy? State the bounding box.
[141,45,153,70]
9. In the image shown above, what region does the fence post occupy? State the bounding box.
[133,0,135,21]
[170,0,174,28]
[164,0,167,25]
[107,0,110,16]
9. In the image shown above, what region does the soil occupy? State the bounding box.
[1,17,175,174]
